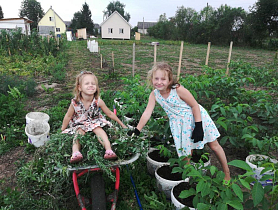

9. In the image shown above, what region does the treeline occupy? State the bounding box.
[148,1,278,49]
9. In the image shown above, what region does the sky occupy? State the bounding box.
[1,0,258,27]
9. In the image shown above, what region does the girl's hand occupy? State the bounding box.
[191,121,204,143]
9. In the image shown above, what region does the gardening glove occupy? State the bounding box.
[127,128,140,137]
[191,121,204,143]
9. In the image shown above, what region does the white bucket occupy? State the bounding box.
[246,154,277,187]
[25,120,50,147]
[26,112,50,124]
[171,181,196,210]
[155,164,189,199]
[146,148,170,176]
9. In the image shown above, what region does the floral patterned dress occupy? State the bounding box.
[62,98,112,134]
[154,87,220,157]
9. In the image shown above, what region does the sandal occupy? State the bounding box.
[70,151,83,163]
[223,179,231,186]
[104,150,118,160]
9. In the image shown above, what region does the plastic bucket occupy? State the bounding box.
[25,120,50,147]
[246,154,277,187]
[155,164,189,199]
[146,148,170,176]
[171,181,196,210]
[26,112,49,124]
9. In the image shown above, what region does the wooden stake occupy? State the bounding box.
[6,35,11,56]
[226,41,233,76]
[177,41,184,81]
[100,54,102,69]
[112,51,114,68]
[154,43,157,65]
[132,43,135,77]
[98,46,100,54]
[205,42,211,66]
[47,35,49,43]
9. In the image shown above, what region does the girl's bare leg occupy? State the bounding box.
[92,127,112,150]
[72,128,84,154]
[207,140,231,181]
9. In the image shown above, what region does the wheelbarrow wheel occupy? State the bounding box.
[91,172,106,210]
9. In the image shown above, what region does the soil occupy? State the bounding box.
[156,164,183,181]
[173,181,196,207]
[148,149,169,162]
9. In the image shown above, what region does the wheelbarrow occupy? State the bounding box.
[68,153,140,210]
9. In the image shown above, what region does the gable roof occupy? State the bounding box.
[40,6,65,24]
[100,11,132,28]
[0,18,33,23]
[137,22,157,29]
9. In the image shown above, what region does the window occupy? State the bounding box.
[119,28,124,34]
[49,17,53,21]
[108,28,113,34]
[56,28,60,32]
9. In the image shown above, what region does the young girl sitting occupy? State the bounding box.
[128,62,231,184]
[62,71,127,163]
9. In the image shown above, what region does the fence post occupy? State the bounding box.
[226,41,233,76]
[177,41,184,81]
[132,43,135,77]
[205,42,211,66]
[154,43,157,65]
[112,51,115,68]
[100,54,102,69]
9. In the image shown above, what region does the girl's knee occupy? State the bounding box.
[208,140,221,151]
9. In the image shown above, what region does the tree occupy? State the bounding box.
[70,3,94,34]
[249,0,278,39]
[19,0,44,30]
[0,6,4,19]
[103,1,130,22]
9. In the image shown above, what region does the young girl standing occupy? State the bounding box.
[129,62,230,183]
[62,71,127,163]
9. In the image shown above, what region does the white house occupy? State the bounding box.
[100,11,131,40]
[0,18,32,35]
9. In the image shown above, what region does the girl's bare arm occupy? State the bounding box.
[98,99,127,128]
[137,91,156,131]
[177,86,202,122]
[61,104,74,131]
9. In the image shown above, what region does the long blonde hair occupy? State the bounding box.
[147,62,179,90]
[73,71,100,102]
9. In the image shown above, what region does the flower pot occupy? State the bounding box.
[171,181,196,210]
[155,164,189,199]
[246,154,278,186]
[191,152,211,174]
[146,148,170,176]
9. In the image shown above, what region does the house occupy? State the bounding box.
[100,11,132,40]
[38,6,66,37]
[0,18,32,35]
[137,22,157,35]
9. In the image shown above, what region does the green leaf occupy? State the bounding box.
[232,183,243,201]
[197,203,210,210]
[227,200,243,210]
[179,188,196,199]
[210,165,217,176]
[228,160,252,172]
[216,118,227,131]
[251,182,264,206]
[239,178,251,190]
[196,179,205,193]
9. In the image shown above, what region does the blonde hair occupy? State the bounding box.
[147,62,179,90]
[73,71,100,102]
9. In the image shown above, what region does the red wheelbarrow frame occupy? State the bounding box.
[69,153,140,210]
[72,166,120,210]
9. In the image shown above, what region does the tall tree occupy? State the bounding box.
[0,6,4,19]
[103,1,130,22]
[249,0,278,39]
[19,0,44,30]
[70,3,94,34]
